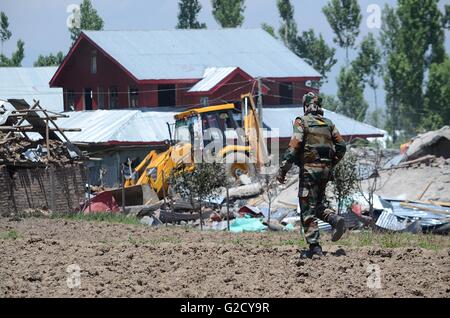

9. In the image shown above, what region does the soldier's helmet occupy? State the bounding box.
[302,92,316,106]
[302,92,323,115]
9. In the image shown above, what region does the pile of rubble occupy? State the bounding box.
[0,132,79,165]
[0,99,82,166]
[82,125,450,236]
[121,168,304,233]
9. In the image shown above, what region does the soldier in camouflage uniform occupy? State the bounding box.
[277,92,347,258]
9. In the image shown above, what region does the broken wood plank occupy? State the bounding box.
[399,155,436,167]
[0,126,81,132]
[8,99,61,140]
[1,113,65,120]
[417,180,433,200]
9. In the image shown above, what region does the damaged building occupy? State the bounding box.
[0,99,86,216]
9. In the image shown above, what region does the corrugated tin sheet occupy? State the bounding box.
[188,67,237,92]
[83,29,321,80]
[55,109,177,143]
[262,107,385,138]
[0,67,63,113]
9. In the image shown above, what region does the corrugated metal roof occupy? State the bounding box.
[262,107,385,138]
[48,106,383,145]
[55,109,177,144]
[83,29,321,80]
[188,67,237,92]
[0,67,63,113]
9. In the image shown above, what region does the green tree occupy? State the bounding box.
[319,93,341,112]
[366,109,385,129]
[212,0,245,28]
[69,0,104,43]
[176,0,206,29]
[277,0,297,51]
[380,4,401,142]
[382,0,446,138]
[0,39,25,67]
[0,11,12,55]
[170,162,228,230]
[33,51,65,67]
[261,22,276,38]
[337,66,368,122]
[322,0,362,65]
[296,29,337,85]
[0,11,24,67]
[331,152,358,214]
[422,56,450,131]
[352,33,381,109]
[444,5,450,29]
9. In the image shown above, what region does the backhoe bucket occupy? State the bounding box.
[108,184,159,207]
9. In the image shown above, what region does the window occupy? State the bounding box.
[158,84,176,107]
[66,90,75,111]
[279,82,293,105]
[91,50,97,74]
[98,87,105,109]
[84,88,93,110]
[200,97,209,107]
[202,113,224,146]
[109,86,118,109]
[129,87,139,107]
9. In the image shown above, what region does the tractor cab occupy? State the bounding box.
[173,103,243,153]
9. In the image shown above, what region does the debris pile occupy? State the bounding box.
[0,134,79,165]
[0,99,82,166]
[83,124,449,236]
[405,126,450,160]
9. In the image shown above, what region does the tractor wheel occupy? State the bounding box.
[222,152,256,179]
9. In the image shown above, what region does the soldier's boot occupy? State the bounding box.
[328,214,346,242]
[309,243,324,258]
[299,243,324,259]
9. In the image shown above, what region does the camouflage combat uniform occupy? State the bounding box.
[279,101,346,245]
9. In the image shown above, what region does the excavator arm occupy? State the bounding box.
[241,93,269,168]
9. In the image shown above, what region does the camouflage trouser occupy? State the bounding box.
[298,164,334,245]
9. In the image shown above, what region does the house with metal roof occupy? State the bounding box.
[49,28,321,111]
[0,66,63,113]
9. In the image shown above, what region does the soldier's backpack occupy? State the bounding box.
[295,114,335,166]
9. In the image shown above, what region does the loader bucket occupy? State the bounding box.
[107,184,159,207]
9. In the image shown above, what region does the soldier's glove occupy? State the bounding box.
[277,169,287,184]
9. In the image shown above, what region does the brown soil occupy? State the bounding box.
[0,218,449,298]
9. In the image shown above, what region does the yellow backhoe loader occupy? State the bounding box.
[111,94,269,206]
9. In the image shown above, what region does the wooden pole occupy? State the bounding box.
[257,77,263,124]
[45,119,51,161]
[33,101,82,156]
[226,184,230,231]
[87,167,92,214]
[4,101,40,140]
[121,166,126,213]
[417,180,433,200]
[161,171,168,226]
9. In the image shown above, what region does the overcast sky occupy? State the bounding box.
[1,0,449,112]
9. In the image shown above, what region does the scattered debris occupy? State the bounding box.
[238,205,264,218]
[227,183,263,199]
[405,126,450,160]
[140,215,163,227]
[0,99,83,166]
